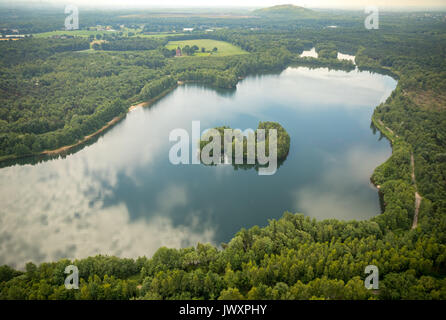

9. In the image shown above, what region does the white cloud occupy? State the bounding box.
[0,154,216,269]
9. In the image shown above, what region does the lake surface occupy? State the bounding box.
[0,67,397,268]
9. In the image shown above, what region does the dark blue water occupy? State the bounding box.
[0,67,396,268]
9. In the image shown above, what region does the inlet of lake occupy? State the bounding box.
[0,66,397,268]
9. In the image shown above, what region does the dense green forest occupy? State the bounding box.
[0,5,445,300]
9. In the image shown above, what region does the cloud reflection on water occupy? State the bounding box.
[292,144,390,221]
[0,157,215,269]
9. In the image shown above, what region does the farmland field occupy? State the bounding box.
[166,39,248,56]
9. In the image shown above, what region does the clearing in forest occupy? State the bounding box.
[166,39,248,57]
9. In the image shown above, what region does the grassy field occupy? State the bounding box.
[166,39,248,57]
[31,33,248,57]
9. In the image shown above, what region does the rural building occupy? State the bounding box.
[175,46,182,57]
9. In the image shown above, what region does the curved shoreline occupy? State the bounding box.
[0,64,408,269]
[41,86,178,156]
[369,114,395,189]
[0,85,178,164]
[41,116,123,156]
[370,111,423,229]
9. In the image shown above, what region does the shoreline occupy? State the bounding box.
[0,85,178,164]
[41,116,123,156]
[369,114,398,191]
[40,85,178,156]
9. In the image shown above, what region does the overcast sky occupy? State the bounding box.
[1,0,445,9]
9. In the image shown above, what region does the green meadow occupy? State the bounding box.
[166,39,248,56]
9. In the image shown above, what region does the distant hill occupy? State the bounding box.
[253,4,315,18]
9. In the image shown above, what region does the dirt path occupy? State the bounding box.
[375,117,420,229]
[377,119,399,138]
[413,192,422,229]
[411,153,423,229]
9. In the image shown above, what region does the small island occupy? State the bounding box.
[199,121,290,172]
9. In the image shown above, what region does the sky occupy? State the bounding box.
[2,0,446,9]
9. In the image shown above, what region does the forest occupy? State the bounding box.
[0,6,445,300]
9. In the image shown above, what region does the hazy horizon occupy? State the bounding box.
[1,0,446,10]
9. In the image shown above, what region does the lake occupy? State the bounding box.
[0,66,397,268]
